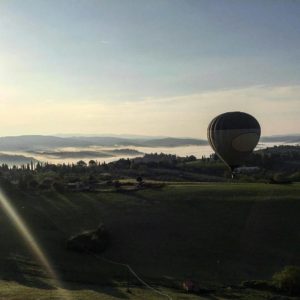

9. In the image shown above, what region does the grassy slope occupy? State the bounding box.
[0,281,206,300]
[0,183,299,299]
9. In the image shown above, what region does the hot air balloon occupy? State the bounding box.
[207,112,261,174]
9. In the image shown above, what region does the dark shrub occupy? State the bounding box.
[66,224,109,254]
[53,181,65,192]
[269,173,292,184]
[241,280,275,292]
[29,179,39,190]
[114,180,121,189]
[272,266,300,295]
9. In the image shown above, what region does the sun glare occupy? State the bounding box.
[0,189,72,300]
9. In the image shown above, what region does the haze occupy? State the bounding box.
[0,0,299,138]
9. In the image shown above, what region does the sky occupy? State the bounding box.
[0,0,299,138]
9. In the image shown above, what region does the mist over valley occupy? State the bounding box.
[0,134,298,166]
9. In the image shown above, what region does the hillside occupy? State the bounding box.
[0,183,299,299]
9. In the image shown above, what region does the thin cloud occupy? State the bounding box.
[0,85,299,137]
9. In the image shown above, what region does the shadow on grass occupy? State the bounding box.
[1,257,131,299]
[66,283,131,299]
[1,256,54,290]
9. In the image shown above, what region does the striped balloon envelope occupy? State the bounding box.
[207,112,261,172]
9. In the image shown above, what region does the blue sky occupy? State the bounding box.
[0,0,299,137]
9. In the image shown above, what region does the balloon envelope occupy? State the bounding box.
[207,112,261,171]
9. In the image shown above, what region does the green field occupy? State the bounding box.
[0,183,300,299]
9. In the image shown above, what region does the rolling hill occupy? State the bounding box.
[0,135,207,151]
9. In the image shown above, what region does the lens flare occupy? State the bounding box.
[0,189,72,300]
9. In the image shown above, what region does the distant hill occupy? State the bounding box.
[260,134,300,143]
[30,149,143,159]
[0,135,90,151]
[68,136,207,147]
[0,134,298,152]
[0,153,38,166]
[131,137,207,147]
[0,135,207,151]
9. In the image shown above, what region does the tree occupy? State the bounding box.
[77,160,87,168]
[136,176,144,188]
[89,160,97,168]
